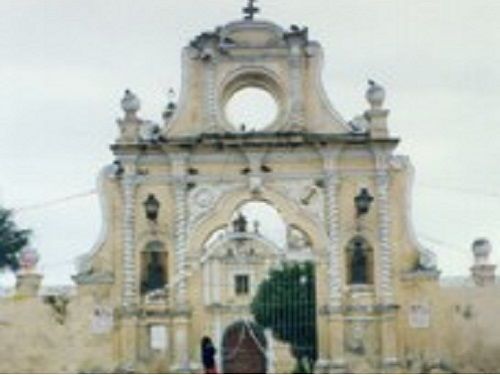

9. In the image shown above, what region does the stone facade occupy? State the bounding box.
[1,7,499,374]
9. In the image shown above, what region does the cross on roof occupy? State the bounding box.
[243,0,260,20]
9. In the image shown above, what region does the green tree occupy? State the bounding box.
[251,261,317,373]
[0,207,31,271]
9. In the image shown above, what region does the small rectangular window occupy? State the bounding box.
[235,274,250,296]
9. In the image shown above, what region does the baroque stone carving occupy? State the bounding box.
[187,183,244,232]
[346,321,366,355]
[271,179,325,225]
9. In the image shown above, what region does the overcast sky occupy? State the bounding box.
[1,0,499,285]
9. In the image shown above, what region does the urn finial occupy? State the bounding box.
[121,89,141,116]
[18,246,40,273]
[366,80,386,109]
[471,238,496,287]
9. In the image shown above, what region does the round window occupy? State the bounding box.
[225,87,278,131]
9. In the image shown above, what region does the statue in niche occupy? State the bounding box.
[232,212,248,233]
[142,252,166,294]
[349,238,370,284]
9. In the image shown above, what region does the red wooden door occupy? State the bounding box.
[222,321,267,374]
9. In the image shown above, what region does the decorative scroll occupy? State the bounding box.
[187,183,243,232]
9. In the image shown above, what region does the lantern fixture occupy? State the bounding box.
[143,194,160,222]
[354,188,374,217]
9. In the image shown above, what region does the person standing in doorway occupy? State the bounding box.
[201,336,217,374]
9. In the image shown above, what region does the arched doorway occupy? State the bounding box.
[222,321,267,374]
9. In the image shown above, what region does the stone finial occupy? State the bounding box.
[18,246,39,273]
[366,80,386,109]
[364,80,390,138]
[16,246,42,297]
[117,89,142,143]
[121,89,141,117]
[471,238,496,287]
[472,238,492,263]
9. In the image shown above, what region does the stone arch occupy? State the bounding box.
[221,320,267,374]
[136,228,170,254]
[201,232,283,264]
[188,186,327,259]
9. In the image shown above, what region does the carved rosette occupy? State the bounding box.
[122,176,137,306]
[187,184,243,232]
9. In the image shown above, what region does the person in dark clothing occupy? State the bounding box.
[201,336,217,374]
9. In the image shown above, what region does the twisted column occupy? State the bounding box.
[374,151,394,304]
[321,149,342,307]
[174,182,188,305]
[171,154,189,307]
[121,175,137,307]
[324,172,342,306]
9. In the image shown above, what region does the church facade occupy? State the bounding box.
[1,4,499,374]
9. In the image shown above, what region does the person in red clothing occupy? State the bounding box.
[201,336,218,374]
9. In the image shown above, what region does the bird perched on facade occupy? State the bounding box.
[112,160,124,177]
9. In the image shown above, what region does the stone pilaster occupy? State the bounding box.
[288,41,305,129]
[171,154,189,307]
[169,152,192,373]
[122,175,138,307]
[374,150,399,368]
[172,313,191,373]
[213,312,223,371]
[325,173,342,305]
[15,272,42,298]
[328,312,347,373]
[366,108,390,139]
[319,149,346,371]
[374,151,393,304]
[204,60,218,130]
[380,310,400,373]
[118,313,139,372]
[321,149,342,307]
